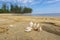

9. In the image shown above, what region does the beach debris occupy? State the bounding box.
[9,25,14,27]
[25,21,33,32]
[37,23,40,28]
[33,23,37,27]
[25,22,42,32]
[33,23,40,31]
[39,26,42,31]
[25,27,32,32]
[33,27,38,31]
[29,21,33,27]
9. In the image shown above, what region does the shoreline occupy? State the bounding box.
[0,14,60,17]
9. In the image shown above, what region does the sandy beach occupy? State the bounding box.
[0,14,60,40]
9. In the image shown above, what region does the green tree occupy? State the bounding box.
[10,4,15,13]
[10,4,23,13]
[0,9,3,13]
[0,3,32,13]
[18,7,22,13]
[2,3,7,12]
[1,3,9,13]
[22,7,32,13]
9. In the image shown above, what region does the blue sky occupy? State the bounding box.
[0,0,60,13]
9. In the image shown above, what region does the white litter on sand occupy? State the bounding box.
[39,26,42,31]
[9,25,14,27]
[34,23,37,27]
[25,21,33,32]
[25,27,32,32]
[29,21,33,27]
[25,22,42,32]
[36,23,39,28]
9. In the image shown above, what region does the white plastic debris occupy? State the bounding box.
[39,27,42,31]
[25,27,32,32]
[29,21,33,27]
[9,25,14,27]
[36,23,39,28]
[34,23,36,27]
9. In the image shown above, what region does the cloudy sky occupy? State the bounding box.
[0,0,60,13]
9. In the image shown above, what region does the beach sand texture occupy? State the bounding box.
[0,15,60,40]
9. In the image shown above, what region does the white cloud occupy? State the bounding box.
[0,0,60,4]
[46,0,60,3]
[20,0,35,4]
[16,0,40,6]
[11,0,34,3]
[2,0,60,6]
[30,0,42,5]
[0,0,40,5]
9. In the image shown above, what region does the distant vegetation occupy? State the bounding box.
[0,3,32,14]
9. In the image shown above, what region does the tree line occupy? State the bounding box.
[0,3,32,14]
